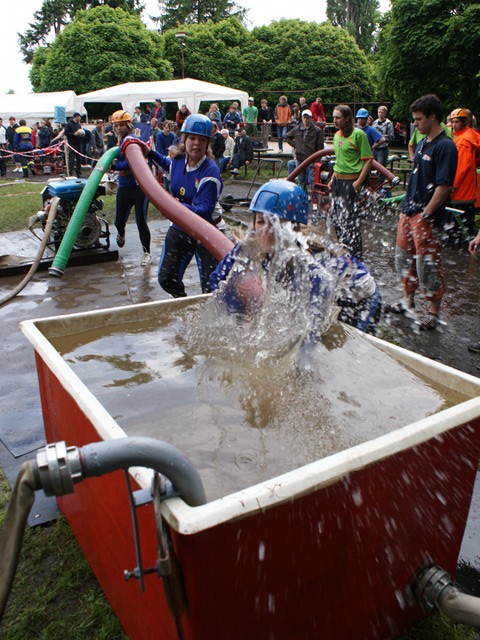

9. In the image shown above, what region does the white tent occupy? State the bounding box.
[78,78,249,115]
[0,91,85,124]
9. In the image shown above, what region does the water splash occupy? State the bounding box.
[189,220,338,362]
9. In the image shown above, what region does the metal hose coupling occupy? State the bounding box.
[414,565,454,612]
[414,565,480,629]
[34,442,84,497]
[33,437,206,506]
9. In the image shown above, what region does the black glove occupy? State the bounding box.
[146,149,155,161]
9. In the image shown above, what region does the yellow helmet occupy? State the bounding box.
[112,110,133,123]
[450,108,468,119]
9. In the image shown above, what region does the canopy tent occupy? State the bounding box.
[78,78,249,115]
[0,91,85,124]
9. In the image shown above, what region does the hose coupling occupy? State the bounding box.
[34,441,84,497]
[28,211,47,229]
[413,565,454,612]
[120,135,148,157]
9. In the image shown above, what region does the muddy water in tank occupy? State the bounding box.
[52,300,468,502]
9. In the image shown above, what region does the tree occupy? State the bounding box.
[376,0,480,118]
[160,18,373,113]
[29,6,173,94]
[154,0,246,33]
[18,0,143,63]
[326,0,380,52]
[162,18,250,85]
[248,20,373,106]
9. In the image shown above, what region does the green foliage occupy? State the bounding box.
[29,6,173,94]
[163,18,250,85]
[396,613,480,639]
[376,0,480,118]
[18,0,143,63]
[162,18,373,110]
[249,20,373,106]
[326,0,381,52]
[154,0,246,33]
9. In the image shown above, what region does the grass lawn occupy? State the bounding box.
[0,468,126,639]
[0,177,478,639]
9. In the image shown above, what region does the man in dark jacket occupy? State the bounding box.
[151,99,167,124]
[230,127,254,175]
[211,122,226,167]
[6,117,21,171]
[0,118,7,176]
[64,112,84,178]
[285,109,324,193]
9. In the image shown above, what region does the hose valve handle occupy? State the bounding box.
[35,441,84,497]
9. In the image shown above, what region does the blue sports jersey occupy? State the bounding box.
[151,151,223,226]
[211,243,380,333]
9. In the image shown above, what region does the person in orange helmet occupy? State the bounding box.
[450,107,480,236]
[111,110,152,266]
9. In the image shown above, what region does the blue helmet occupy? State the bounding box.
[249,180,309,225]
[181,114,213,138]
[356,108,369,118]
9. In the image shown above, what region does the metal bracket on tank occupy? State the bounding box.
[122,471,180,591]
[123,472,186,639]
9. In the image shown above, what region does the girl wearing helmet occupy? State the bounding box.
[146,113,224,297]
[209,180,381,335]
[111,110,152,266]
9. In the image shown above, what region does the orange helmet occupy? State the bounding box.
[450,108,468,119]
[112,110,132,123]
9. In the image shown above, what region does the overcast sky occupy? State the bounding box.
[0,0,391,96]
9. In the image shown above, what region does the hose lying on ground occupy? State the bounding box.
[0,462,38,620]
[0,196,60,307]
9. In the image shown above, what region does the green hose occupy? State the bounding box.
[380,194,405,205]
[49,146,119,277]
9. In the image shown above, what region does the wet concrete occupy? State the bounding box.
[0,177,478,588]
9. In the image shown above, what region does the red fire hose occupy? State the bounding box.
[287,147,401,185]
[121,138,234,261]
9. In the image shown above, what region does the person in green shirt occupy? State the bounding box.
[243,97,258,138]
[328,104,373,259]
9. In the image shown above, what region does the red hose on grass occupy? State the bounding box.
[121,138,234,262]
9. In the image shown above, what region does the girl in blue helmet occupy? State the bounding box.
[146,114,224,297]
[209,179,381,335]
